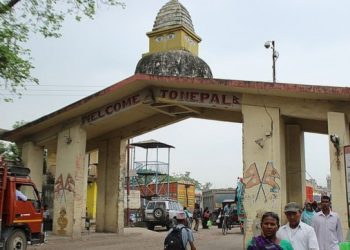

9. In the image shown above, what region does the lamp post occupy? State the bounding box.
[264,40,279,83]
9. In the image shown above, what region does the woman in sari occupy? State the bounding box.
[247,212,293,250]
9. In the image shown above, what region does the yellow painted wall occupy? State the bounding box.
[87,181,97,219]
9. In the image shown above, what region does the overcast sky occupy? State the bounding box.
[2,0,349,187]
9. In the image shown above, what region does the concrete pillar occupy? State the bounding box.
[285,125,306,205]
[96,137,127,233]
[53,125,87,238]
[117,139,127,232]
[96,140,107,232]
[242,104,286,242]
[327,112,349,236]
[21,142,44,193]
[81,154,89,231]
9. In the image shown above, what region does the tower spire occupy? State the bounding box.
[135,0,212,78]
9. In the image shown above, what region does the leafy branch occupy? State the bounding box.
[0,0,125,101]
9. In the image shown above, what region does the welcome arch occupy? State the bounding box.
[2,74,350,242]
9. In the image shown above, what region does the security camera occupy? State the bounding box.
[264,41,271,49]
[330,134,339,144]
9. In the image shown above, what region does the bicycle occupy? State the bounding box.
[222,215,229,235]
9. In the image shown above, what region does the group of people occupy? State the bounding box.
[166,196,342,250]
[247,195,343,250]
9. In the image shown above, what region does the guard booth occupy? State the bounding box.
[130,139,174,200]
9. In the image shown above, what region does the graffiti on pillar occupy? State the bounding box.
[64,173,75,192]
[54,174,65,201]
[243,161,280,202]
[261,161,280,192]
[243,163,261,188]
[57,207,68,235]
[54,173,76,203]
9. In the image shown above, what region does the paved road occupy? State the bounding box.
[29,226,244,250]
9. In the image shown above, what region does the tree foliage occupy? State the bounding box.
[0,120,28,160]
[0,0,125,101]
[12,119,27,128]
[170,171,204,190]
[0,140,20,160]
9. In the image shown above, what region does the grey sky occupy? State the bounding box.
[2,0,348,187]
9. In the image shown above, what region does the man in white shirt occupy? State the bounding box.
[277,202,319,250]
[312,195,343,250]
[16,185,27,201]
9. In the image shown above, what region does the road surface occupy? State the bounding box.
[29,226,244,250]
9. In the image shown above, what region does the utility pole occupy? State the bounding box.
[264,40,279,83]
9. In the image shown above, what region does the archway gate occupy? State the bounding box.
[2,73,350,240]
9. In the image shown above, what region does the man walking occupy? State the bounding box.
[277,202,319,250]
[164,212,196,250]
[192,203,200,231]
[312,195,343,250]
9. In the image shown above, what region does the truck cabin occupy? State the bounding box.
[0,159,44,249]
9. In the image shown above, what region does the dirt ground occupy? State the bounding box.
[29,226,244,250]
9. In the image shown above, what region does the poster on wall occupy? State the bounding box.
[124,190,141,209]
[344,145,350,203]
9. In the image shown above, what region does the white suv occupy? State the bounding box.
[144,198,184,230]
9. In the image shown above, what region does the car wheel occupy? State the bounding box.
[166,218,175,230]
[153,208,165,220]
[146,223,155,231]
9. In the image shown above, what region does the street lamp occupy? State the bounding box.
[264,40,279,83]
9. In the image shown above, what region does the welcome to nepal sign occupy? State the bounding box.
[81,88,241,124]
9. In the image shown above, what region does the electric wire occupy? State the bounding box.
[0,84,108,97]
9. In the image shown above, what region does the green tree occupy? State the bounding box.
[0,120,30,160]
[0,140,20,160]
[170,171,203,190]
[202,182,212,191]
[0,0,125,101]
[12,119,27,128]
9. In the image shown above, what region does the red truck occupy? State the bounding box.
[0,157,44,250]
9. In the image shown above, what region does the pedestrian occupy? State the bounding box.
[129,213,136,227]
[164,211,196,250]
[43,204,50,242]
[246,211,293,250]
[312,195,343,250]
[277,202,319,250]
[202,207,210,229]
[192,203,200,231]
[224,203,231,216]
[216,207,224,228]
[312,201,321,213]
[183,207,192,228]
[301,201,316,226]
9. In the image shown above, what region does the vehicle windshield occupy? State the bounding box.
[19,185,39,201]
